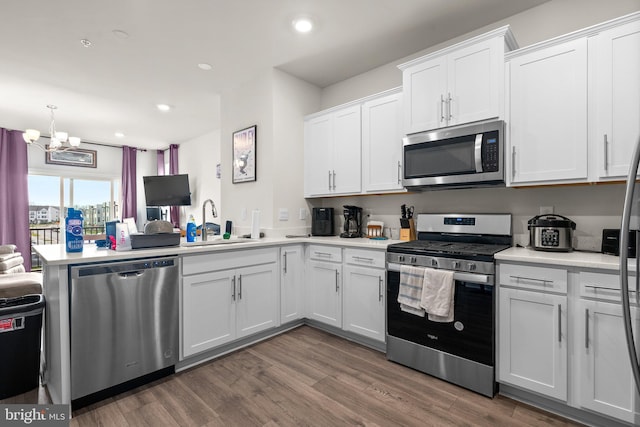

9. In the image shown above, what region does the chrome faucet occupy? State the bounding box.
[201,199,217,241]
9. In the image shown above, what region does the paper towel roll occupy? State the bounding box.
[251,210,260,239]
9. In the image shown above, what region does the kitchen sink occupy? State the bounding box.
[180,237,255,247]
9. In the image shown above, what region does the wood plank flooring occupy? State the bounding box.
[4,326,584,426]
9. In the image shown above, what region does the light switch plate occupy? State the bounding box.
[540,206,554,215]
[279,208,289,221]
[299,208,307,220]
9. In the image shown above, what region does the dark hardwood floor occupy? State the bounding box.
[4,326,584,426]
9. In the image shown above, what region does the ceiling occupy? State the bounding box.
[0,0,548,150]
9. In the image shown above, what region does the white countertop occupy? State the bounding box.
[33,235,401,266]
[495,247,635,272]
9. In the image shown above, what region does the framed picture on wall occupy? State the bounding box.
[45,147,97,168]
[232,125,256,183]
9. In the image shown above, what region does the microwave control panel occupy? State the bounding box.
[481,130,499,172]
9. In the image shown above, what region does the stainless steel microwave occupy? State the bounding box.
[402,119,505,190]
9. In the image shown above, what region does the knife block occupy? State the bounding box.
[400,218,416,241]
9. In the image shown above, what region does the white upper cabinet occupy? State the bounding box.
[399,26,517,135]
[304,105,361,197]
[507,38,589,185]
[592,17,640,180]
[361,90,404,193]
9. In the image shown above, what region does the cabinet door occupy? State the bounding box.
[579,299,640,423]
[594,20,640,179]
[498,287,567,400]
[448,37,502,126]
[402,56,448,134]
[304,114,333,197]
[182,271,236,358]
[307,260,342,328]
[236,263,279,338]
[332,105,362,195]
[343,265,385,342]
[281,245,304,323]
[509,38,588,185]
[362,92,404,193]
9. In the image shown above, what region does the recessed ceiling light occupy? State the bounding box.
[156,104,171,112]
[115,132,125,138]
[198,63,213,71]
[292,17,313,34]
[80,39,92,48]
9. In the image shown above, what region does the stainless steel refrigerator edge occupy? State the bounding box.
[70,257,179,400]
[619,135,640,396]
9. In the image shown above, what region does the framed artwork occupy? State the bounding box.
[45,147,97,168]
[232,125,256,183]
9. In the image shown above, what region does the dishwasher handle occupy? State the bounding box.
[118,271,145,278]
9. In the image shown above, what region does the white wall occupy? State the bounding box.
[220,69,321,236]
[178,129,222,230]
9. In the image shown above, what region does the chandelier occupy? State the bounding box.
[22,105,81,152]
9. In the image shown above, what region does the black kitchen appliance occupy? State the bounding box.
[386,213,512,397]
[602,229,637,257]
[311,207,334,236]
[340,205,363,238]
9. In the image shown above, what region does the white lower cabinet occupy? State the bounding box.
[182,249,279,359]
[307,259,342,328]
[498,286,568,401]
[577,271,640,423]
[280,245,304,323]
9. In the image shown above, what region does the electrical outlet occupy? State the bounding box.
[278,208,289,221]
[299,208,307,220]
[540,206,554,215]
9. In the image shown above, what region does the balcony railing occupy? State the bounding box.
[30,225,105,271]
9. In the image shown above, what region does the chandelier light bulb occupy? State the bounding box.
[68,136,81,147]
[22,129,40,144]
[55,131,68,142]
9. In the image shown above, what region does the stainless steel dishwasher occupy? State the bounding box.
[70,256,179,401]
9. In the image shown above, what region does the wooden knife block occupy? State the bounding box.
[400,219,416,241]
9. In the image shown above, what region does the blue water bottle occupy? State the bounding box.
[65,208,84,252]
[186,215,197,242]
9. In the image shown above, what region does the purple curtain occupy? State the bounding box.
[169,144,179,228]
[0,128,31,271]
[121,146,137,219]
[156,149,165,175]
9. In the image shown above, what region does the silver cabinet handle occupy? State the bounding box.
[558,304,562,343]
[447,92,453,121]
[511,146,516,179]
[314,251,332,258]
[238,274,242,299]
[328,171,331,190]
[585,308,589,349]
[397,161,402,184]
[378,276,383,301]
[510,275,552,286]
[353,256,374,263]
[440,94,446,123]
[335,270,339,292]
[232,276,236,301]
[283,252,288,274]
[604,134,608,172]
[332,170,336,190]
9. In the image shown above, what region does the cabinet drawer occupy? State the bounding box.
[308,245,342,262]
[499,263,567,294]
[580,271,637,303]
[344,248,385,269]
[183,248,277,276]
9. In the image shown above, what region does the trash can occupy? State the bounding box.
[0,294,45,399]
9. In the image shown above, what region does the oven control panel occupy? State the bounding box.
[386,252,495,276]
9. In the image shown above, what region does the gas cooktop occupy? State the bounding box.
[387,240,511,257]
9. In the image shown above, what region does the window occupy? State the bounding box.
[28,174,119,269]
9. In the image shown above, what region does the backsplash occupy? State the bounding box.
[310,184,627,252]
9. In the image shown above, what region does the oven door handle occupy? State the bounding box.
[387,263,492,285]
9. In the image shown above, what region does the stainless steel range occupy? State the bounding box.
[386,213,512,397]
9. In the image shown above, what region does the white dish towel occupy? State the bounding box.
[397,265,426,317]
[420,267,455,323]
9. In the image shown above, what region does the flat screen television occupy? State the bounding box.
[143,174,192,206]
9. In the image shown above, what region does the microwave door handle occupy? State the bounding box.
[474,134,483,173]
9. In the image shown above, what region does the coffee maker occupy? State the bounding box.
[340,205,363,238]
